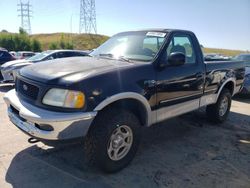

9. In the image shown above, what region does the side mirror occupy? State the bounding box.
[168,52,185,66]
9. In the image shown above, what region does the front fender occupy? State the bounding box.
[94,92,152,126]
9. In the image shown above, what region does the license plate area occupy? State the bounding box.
[8,106,35,134]
[10,105,26,122]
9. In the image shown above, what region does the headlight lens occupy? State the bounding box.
[42,89,85,108]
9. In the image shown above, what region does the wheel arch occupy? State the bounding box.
[216,78,236,101]
[94,92,152,126]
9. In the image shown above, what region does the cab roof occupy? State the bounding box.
[116,28,194,36]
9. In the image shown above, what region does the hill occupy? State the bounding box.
[202,47,248,57]
[30,33,109,51]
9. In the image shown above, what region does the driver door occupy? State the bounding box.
[155,33,204,120]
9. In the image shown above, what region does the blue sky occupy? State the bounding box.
[0,0,249,50]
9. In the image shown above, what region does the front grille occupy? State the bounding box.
[16,79,39,100]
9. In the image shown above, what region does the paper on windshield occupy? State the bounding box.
[146,32,166,38]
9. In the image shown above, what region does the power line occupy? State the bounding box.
[79,0,97,34]
[17,1,32,34]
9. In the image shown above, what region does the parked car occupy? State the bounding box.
[0,49,89,83]
[0,47,7,51]
[9,51,17,58]
[4,29,245,172]
[240,74,250,94]
[235,54,250,94]
[0,50,16,80]
[204,53,230,61]
[16,51,36,59]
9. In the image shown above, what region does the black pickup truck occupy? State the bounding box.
[4,29,245,172]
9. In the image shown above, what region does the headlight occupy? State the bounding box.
[42,88,85,108]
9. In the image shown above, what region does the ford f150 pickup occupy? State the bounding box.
[4,29,245,172]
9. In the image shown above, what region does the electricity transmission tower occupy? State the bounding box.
[79,0,97,34]
[17,1,32,34]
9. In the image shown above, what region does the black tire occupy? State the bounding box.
[206,89,232,123]
[84,108,141,173]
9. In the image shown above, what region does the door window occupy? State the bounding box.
[0,51,4,58]
[45,53,57,60]
[56,52,66,58]
[166,35,196,64]
[63,52,76,57]
[74,52,87,57]
[3,52,11,58]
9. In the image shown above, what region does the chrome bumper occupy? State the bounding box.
[4,89,97,141]
[1,69,14,82]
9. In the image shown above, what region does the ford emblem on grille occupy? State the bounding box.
[22,84,28,91]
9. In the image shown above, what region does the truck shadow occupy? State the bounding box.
[233,94,250,104]
[5,110,250,188]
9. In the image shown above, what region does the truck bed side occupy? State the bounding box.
[203,60,245,97]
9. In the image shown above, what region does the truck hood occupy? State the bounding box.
[1,59,30,69]
[20,56,134,84]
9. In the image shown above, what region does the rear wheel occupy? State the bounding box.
[206,89,232,123]
[84,108,141,173]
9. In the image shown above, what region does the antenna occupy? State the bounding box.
[17,1,32,34]
[79,0,97,34]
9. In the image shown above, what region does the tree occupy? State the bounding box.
[59,34,66,49]
[59,40,65,49]
[19,27,28,35]
[0,33,16,51]
[31,39,41,52]
[0,29,32,51]
[6,35,15,50]
[65,42,74,49]
[1,29,8,33]
[18,27,31,51]
[13,35,22,51]
[49,42,58,50]
[19,36,31,51]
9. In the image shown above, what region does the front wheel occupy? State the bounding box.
[206,89,232,123]
[84,108,141,173]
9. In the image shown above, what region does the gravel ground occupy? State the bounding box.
[0,83,250,188]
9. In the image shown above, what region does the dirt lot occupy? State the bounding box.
[0,84,250,188]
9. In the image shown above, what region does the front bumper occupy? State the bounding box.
[4,89,97,141]
[1,69,14,82]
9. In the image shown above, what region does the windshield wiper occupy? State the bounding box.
[99,53,114,58]
[117,56,132,63]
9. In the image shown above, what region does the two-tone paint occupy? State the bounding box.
[4,29,245,141]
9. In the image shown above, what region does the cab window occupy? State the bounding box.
[166,35,196,64]
[56,52,66,58]
[2,51,11,58]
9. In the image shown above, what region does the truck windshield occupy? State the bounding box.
[90,31,167,62]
